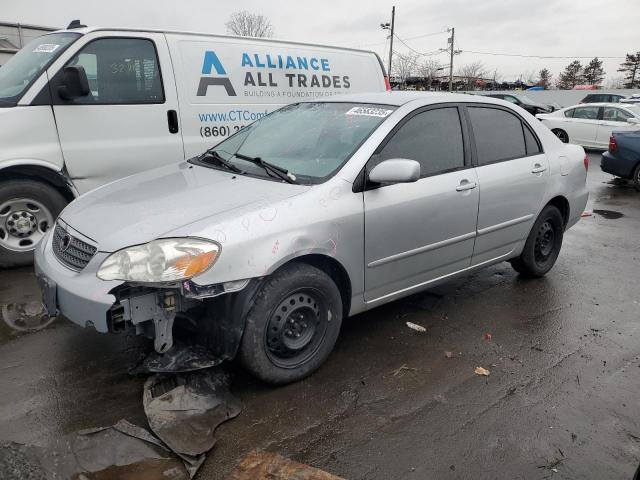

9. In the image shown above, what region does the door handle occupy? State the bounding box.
[531,163,547,174]
[456,180,477,192]
[167,110,179,134]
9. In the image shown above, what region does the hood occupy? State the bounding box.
[60,162,308,252]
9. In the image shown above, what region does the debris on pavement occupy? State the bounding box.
[392,365,418,377]
[474,366,490,376]
[0,419,190,480]
[130,342,223,374]
[444,351,454,358]
[484,332,492,341]
[405,321,426,333]
[581,211,593,217]
[226,450,345,480]
[143,368,241,476]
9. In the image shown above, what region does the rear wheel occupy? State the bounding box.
[552,129,569,143]
[238,262,342,384]
[510,205,564,278]
[0,180,67,268]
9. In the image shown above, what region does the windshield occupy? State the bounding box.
[204,102,396,184]
[0,32,80,106]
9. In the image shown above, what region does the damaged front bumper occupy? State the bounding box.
[34,229,260,356]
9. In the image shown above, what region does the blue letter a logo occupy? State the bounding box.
[202,51,227,75]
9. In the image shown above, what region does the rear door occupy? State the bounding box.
[596,106,637,147]
[363,105,479,303]
[50,32,184,193]
[466,105,548,265]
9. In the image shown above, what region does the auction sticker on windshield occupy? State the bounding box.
[346,106,394,117]
[32,44,60,53]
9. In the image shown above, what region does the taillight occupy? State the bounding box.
[583,154,589,171]
[384,75,391,91]
[609,135,617,153]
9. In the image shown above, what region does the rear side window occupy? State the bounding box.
[377,107,465,177]
[523,123,542,155]
[467,107,526,165]
[65,38,164,104]
[603,107,632,122]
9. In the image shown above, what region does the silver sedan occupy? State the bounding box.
[35,92,589,384]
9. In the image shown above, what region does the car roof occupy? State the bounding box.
[300,91,504,107]
[570,102,634,108]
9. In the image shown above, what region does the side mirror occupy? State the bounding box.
[368,159,421,184]
[58,65,90,100]
[627,117,640,125]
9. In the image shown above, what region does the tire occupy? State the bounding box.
[552,129,569,143]
[633,163,640,190]
[0,180,68,268]
[510,205,564,278]
[238,262,343,384]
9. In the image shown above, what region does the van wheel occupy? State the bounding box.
[510,205,564,278]
[633,163,640,189]
[0,180,67,268]
[238,262,342,384]
[552,129,569,143]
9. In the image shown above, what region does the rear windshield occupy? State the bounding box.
[0,32,80,106]
[204,102,396,184]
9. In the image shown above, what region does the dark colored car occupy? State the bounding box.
[601,131,640,187]
[484,93,554,115]
[580,93,626,104]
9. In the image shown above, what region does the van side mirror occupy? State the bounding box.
[368,159,421,184]
[58,65,90,100]
[627,117,640,125]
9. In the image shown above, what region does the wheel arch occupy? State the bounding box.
[545,195,570,228]
[0,163,76,203]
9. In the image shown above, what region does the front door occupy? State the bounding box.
[466,105,549,265]
[50,33,184,193]
[566,105,601,147]
[364,106,479,303]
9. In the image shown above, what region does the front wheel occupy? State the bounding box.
[238,262,343,384]
[0,180,67,268]
[510,205,564,278]
[552,129,569,143]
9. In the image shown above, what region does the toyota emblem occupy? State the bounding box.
[60,234,72,252]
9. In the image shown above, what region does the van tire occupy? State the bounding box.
[238,262,342,385]
[0,180,67,268]
[633,163,640,189]
[510,205,564,278]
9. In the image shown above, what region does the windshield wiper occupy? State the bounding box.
[233,152,298,184]
[195,149,243,174]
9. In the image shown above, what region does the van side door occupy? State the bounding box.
[363,105,479,304]
[48,32,184,194]
[465,105,548,265]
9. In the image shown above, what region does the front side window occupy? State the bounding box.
[0,32,79,106]
[205,102,396,184]
[603,107,632,122]
[564,108,575,118]
[65,38,164,104]
[375,107,464,177]
[572,106,600,120]
[468,106,526,165]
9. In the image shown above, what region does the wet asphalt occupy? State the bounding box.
[1,152,639,479]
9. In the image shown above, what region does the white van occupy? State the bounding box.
[0,22,389,266]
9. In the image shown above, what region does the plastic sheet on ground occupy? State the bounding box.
[143,368,242,476]
[0,419,189,480]
[130,342,223,374]
[226,450,345,480]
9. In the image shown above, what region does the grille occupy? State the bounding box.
[52,223,97,271]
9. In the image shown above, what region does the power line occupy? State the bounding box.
[393,33,444,57]
[460,50,625,59]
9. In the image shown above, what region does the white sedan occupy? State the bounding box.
[536,103,640,148]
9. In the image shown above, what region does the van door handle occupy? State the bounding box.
[167,110,179,134]
[531,163,547,174]
[456,180,477,192]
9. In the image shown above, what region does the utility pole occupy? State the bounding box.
[448,27,455,92]
[388,6,395,79]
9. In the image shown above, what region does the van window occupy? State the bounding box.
[468,107,526,165]
[376,107,465,177]
[66,38,164,104]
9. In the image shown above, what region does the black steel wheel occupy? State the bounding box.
[510,205,564,278]
[239,262,342,384]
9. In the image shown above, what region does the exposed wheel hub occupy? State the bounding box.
[265,291,325,366]
[0,198,54,252]
[534,221,555,261]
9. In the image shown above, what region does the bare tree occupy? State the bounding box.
[392,52,419,88]
[226,11,274,38]
[457,61,486,90]
[416,59,441,89]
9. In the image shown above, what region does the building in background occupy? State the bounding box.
[0,22,56,66]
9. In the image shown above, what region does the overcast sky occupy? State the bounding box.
[4,0,638,84]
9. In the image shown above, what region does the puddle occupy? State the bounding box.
[593,209,624,219]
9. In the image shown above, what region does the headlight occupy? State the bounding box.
[97,238,220,282]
